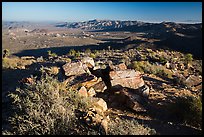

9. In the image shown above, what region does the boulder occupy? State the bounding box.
[184,75,202,87]
[87,87,96,97]
[111,76,145,90]
[82,57,95,68]
[62,61,89,77]
[91,97,108,114]
[100,117,109,135]
[120,88,147,112]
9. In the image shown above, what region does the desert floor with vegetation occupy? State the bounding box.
[2,25,202,135]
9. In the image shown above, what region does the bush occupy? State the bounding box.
[107,117,156,135]
[75,51,81,58]
[130,61,173,79]
[7,74,94,135]
[167,95,202,128]
[68,49,76,56]
[3,49,10,58]
[85,49,91,54]
[184,53,193,64]
[90,53,96,59]
[47,50,57,58]
[2,57,34,69]
[158,56,167,65]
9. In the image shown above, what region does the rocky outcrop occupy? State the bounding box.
[184,75,202,87]
[62,61,89,77]
[119,87,148,112]
[62,57,149,113]
[110,70,145,90]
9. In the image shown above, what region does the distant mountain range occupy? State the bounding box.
[3,20,202,59]
[55,19,202,32]
[56,19,202,58]
[55,19,146,30]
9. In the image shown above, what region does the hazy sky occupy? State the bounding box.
[2,2,202,23]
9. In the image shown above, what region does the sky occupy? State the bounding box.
[2,2,202,23]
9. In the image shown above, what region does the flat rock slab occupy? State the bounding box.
[111,76,145,89]
[62,61,89,77]
[109,70,138,80]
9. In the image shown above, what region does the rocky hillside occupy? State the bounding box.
[56,19,145,30]
[2,47,202,135]
[55,20,202,59]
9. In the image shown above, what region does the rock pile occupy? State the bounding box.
[62,57,150,132]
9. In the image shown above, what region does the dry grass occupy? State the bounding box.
[131,61,173,79]
[107,117,156,135]
[2,57,35,69]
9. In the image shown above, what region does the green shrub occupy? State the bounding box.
[68,49,76,56]
[93,50,99,55]
[2,57,34,69]
[75,51,81,58]
[130,61,173,79]
[167,95,202,128]
[7,74,93,135]
[47,50,57,58]
[85,49,91,54]
[90,53,96,59]
[131,61,144,72]
[159,56,167,64]
[184,53,193,64]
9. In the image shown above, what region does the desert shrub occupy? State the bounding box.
[47,50,57,58]
[2,57,34,69]
[107,117,156,135]
[7,73,94,135]
[3,49,10,58]
[184,53,193,64]
[85,48,91,54]
[130,61,145,72]
[39,66,59,76]
[90,53,96,59]
[167,95,202,128]
[68,49,76,56]
[158,56,167,64]
[156,69,173,79]
[93,50,99,55]
[131,61,173,79]
[75,51,81,58]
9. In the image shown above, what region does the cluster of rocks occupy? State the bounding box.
[61,57,150,133]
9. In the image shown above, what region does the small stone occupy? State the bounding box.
[78,86,88,97]
[87,87,96,97]
[82,57,95,68]
[91,98,108,113]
